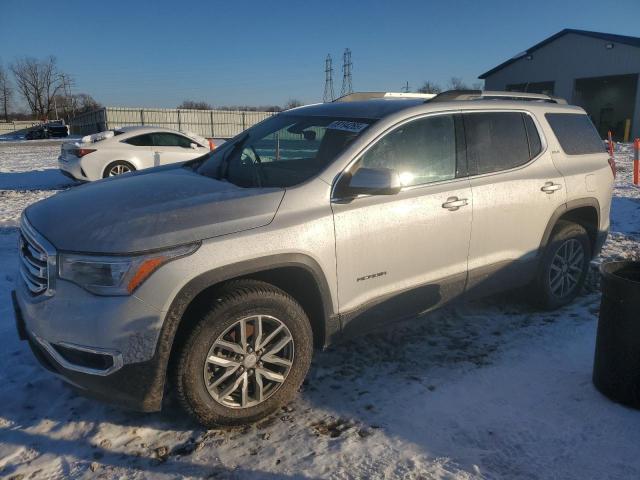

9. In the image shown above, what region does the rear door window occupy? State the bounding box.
[524,114,542,158]
[545,113,604,155]
[464,112,530,175]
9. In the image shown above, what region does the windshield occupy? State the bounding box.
[196,114,376,188]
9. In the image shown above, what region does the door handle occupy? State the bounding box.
[541,182,562,194]
[442,196,469,211]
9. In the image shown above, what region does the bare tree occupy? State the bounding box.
[10,56,64,119]
[0,64,13,122]
[52,91,100,121]
[417,81,442,94]
[472,82,483,91]
[178,100,212,110]
[448,77,469,90]
[216,104,282,112]
[283,99,302,110]
[73,93,101,115]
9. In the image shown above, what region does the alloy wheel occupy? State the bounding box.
[203,315,294,409]
[549,238,584,298]
[109,164,131,176]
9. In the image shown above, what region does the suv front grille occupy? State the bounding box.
[18,221,51,296]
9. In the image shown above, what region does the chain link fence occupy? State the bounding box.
[69,107,276,138]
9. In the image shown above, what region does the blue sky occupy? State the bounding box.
[1,0,638,108]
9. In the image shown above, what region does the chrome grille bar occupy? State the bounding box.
[18,215,56,297]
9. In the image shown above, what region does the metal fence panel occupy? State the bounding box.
[0,121,43,135]
[69,107,276,138]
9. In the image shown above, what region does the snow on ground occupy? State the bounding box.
[0,140,639,479]
[0,139,78,225]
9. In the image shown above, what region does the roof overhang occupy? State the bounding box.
[479,28,640,79]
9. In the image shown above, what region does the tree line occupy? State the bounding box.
[0,56,100,123]
[177,99,303,112]
[417,77,483,94]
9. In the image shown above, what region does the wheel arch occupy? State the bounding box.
[152,254,338,406]
[539,198,601,257]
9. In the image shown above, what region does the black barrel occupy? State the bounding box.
[593,261,640,408]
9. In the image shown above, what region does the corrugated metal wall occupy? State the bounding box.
[68,109,108,136]
[482,32,640,139]
[69,107,275,138]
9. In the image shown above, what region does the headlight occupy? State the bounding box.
[58,243,199,295]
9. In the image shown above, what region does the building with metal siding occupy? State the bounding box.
[479,29,640,141]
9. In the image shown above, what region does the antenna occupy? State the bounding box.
[402,81,410,93]
[323,54,335,103]
[340,48,353,97]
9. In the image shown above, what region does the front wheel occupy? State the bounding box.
[533,220,591,309]
[174,280,313,427]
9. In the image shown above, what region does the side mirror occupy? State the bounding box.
[190,142,198,149]
[342,167,402,196]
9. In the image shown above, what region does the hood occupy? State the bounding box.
[25,167,285,253]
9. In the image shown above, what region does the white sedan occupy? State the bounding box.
[58,126,215,181]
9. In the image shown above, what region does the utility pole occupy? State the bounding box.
[60,74,75,119]
[340,48,353,97]
[402,81,410,93]
[323,54,335,102]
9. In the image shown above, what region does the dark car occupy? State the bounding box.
[25,123,69,140]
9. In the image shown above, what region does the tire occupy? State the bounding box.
[174,279,313,427]
[533,220,591,310]
[103,160,135,178]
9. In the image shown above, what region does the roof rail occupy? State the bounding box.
[428,89,567,104]
[334,92,437,102]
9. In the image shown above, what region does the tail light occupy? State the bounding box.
[208,139,216,151]
[73,148,96,158]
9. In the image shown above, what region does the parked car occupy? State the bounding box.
[25,123,69,140]
[58,126,213,181]
[13,90,614,426]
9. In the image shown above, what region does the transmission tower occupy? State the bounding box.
[323,54,335,102]
[340,48,353,96]
[402,81,410,93]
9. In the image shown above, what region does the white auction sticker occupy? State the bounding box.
[327,121,369,133]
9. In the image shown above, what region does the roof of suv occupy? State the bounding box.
[284,99,426,119]
[286,90,578,120]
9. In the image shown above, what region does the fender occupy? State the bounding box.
[138,253,337,410]
[538,197,601,255]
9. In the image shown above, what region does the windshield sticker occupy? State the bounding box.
[327,121,369,133]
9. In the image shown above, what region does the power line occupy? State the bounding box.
[340,48,352,97]
[323,54,335,103]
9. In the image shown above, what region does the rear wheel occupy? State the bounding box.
[103,160,135,178]
[533,220,591,309]
[174,280,313,427]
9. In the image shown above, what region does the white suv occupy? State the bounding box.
[14,90,614,426]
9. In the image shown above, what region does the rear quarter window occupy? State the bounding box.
[125,134,153,146]
[464,112,531,175]
[545,113,604,155]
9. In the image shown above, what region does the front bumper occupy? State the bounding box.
[13,274,168,411]
[23,327,165,411]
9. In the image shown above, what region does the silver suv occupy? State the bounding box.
[12,90,614,426]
